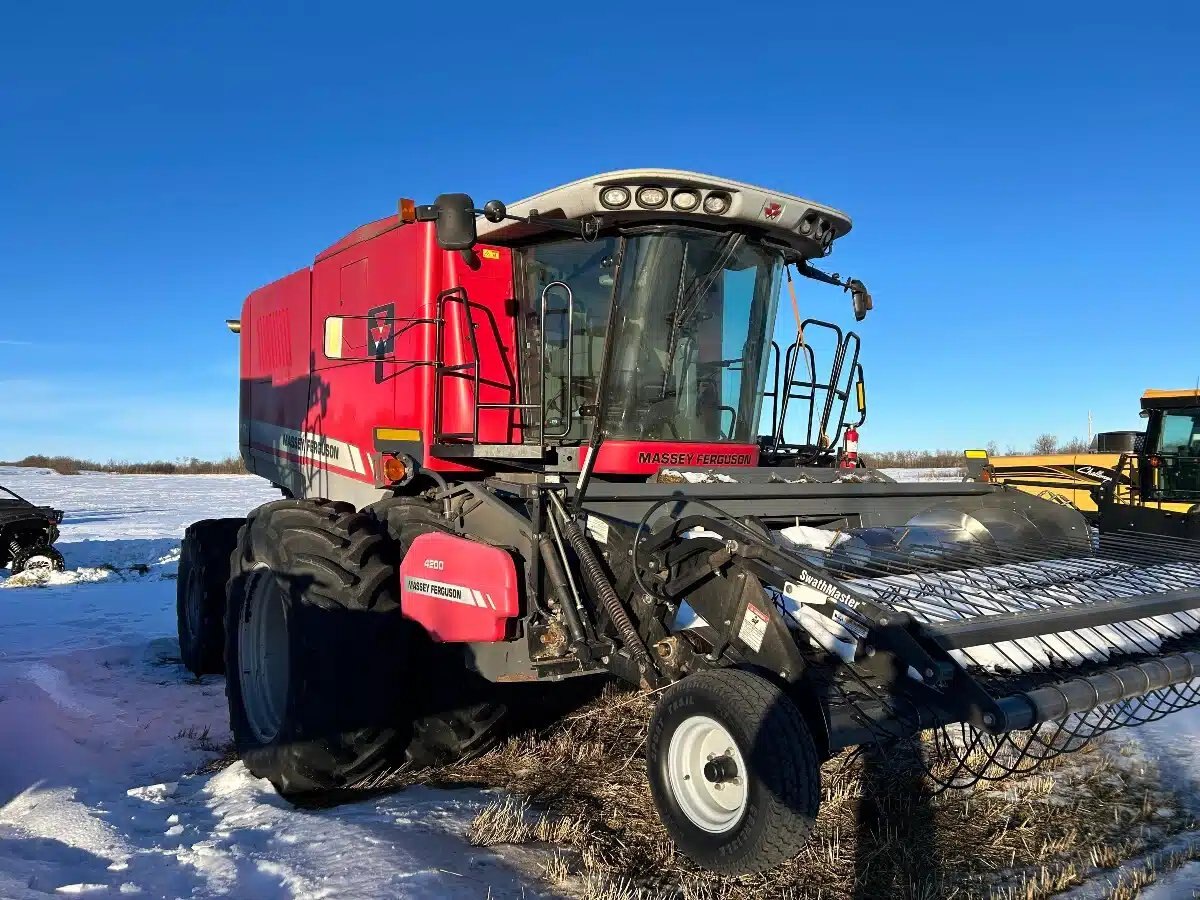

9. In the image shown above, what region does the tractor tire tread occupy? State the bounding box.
[226,500,405,794]
[177,517,244,676]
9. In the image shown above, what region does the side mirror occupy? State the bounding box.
[849,279,873,322]
[430,193,478,251]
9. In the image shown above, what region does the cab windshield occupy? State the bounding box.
[603,231,782,442]
[519,229,783,444]
[1152,407,1200,498]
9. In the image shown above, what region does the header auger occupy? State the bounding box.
[179,169,1200,874]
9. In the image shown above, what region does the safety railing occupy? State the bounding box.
[760,319,864,465]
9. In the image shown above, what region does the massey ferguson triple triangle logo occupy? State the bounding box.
[761,200,784,220]
[367,303,395,356]
[367,302,395,384]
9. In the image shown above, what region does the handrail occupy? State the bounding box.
[762,320,863,464]
[434,288,538,446]
[540,281,575,440]
[431,282,578,452]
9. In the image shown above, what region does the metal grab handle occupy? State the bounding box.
[539,280,575,440]
[847,362,867,429]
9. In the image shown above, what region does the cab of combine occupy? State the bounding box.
[236,169,870,506]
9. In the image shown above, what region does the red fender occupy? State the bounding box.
[398,532,520,642]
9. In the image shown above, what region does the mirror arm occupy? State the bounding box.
[486,207,601,240]
[798,262,872,321]
[797,261,848,289]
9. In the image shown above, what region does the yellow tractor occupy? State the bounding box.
[967,389,1200,536]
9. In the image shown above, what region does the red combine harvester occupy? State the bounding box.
[181,170,1200,873]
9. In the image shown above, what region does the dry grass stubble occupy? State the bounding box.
[381,684,1199,900]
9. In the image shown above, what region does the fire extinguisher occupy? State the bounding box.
[840,425,859,469]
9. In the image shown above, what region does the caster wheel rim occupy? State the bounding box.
[666,714,748,834]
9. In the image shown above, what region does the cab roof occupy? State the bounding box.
[1142,388,1200,410]
[475,168,853,258]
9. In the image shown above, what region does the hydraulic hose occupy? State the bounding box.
[549,494,653,671]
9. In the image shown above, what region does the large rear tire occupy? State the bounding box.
[377,498,510,766]
[225,499,411,794]
[177,518,244,676]
[647,668,820,874]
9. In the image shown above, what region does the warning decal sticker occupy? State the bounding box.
[738,602,769,652]
[585,515,610,544]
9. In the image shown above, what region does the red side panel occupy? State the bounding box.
[398,532,520,642]
[240,268,312,463]
[588,440,760,475]
[305,223,439,485]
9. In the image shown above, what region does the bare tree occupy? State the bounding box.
[1056,436,1091,454]
[1031,433,1059,455]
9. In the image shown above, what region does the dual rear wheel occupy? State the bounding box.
[179,498,512,794]
[177,518,244,676]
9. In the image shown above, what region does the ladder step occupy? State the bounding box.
[431,442,547,461]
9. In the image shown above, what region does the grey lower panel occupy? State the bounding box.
[246,447,390,510]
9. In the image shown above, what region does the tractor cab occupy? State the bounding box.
[421,170,870,475]
[1138,390,1200,504]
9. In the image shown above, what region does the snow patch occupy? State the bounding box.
[0,468,550,897]
[658,468,738,484]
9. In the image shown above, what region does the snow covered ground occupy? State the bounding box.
[3,464,1200,898]
[878,466,965,482]
[0,467,551,899]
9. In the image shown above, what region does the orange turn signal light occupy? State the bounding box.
[399,198,417,224]
[382,454,409,483]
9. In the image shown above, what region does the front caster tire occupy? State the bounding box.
[225,499,410,795]
[647,668,820,874]
[177,518,244,676]
[10,544,65,575]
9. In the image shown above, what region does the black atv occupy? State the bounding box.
[0,483,65,574]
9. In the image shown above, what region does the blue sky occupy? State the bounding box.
[2,3,1197,461]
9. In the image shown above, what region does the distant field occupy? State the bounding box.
[2,454,246,476]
